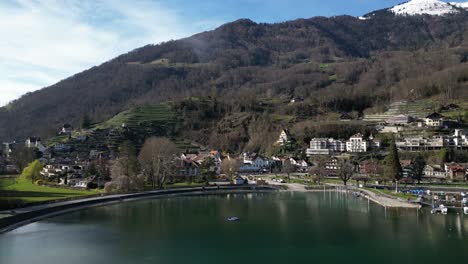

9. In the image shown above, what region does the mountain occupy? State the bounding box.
[451,1,468,9]
[389,0,463,16]
[1,3,468,145]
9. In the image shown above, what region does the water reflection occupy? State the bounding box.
[1,192,468,264]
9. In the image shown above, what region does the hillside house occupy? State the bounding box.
[445,163,467,181]
[424,113,444,127]
[1,142,15,159]
[239,154,271,173]
[5,165,19,174]
[424,165,447,180]
[191,150,222,175]
[449,129,468,149]
[340,113,353,122]
[25,137,47,152]
[295,159,310,172]
[60,124,73,135]
[176,159,200,179]
[325,157,340,177]
[54,143,72,152]
[400,160,413,178]
[41,164,62,178]
[234,176,246,185]
[275,130,291,146]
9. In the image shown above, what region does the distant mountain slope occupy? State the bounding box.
[1,7,468,142]
[390,0,460,16]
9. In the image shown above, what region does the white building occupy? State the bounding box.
[25,137,47,152]
[423,165,447,179]
[41,165,62,178]
[451,129,468,149]
[346,134,368,153]
[425,113,444,127]
[60,124,73,135]
[306,138,346,156]
[397,130,468,151]
[239,154,271,173]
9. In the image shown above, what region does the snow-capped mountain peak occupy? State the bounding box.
[390,0,464,16]
[450,2,468,9]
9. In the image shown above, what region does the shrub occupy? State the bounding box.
[87,182,98,189]
[35,179,44,185]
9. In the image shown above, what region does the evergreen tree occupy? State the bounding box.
[412,154,426,184]
[118,141,140,178]
[384,139,402,183]
[81,114,92,129]
[200,157,216,182]
[86,161,98,177]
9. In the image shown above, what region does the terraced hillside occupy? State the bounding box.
[45,104,201,153]
[364,99,455,122]
[96,104,178,131]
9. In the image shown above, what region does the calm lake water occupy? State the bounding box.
[1,192,468,264]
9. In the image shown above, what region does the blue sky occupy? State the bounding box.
[0,0,466,106]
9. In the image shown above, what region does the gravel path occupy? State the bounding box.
[358,188,421,208]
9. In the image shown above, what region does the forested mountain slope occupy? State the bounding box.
[1,10,468,142]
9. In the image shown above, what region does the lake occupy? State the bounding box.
[1,192,467,264]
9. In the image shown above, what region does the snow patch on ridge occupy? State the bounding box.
[450,2,468,9]
[390,0,460,16]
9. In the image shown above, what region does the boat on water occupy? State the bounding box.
[431,204,448,215]
[464,207,468,215]
[227,217,240,222]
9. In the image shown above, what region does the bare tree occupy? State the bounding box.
[221,157,240,183]
[138,137,178,189]
[309,158,326,185]
[107,141,142,192]
[339,159,355,186]
[283,159,296,183]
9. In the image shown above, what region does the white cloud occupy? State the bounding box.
[0,0,222,106]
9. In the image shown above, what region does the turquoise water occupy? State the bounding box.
[1,192,468,264]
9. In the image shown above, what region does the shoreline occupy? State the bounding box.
[0,184,422,234]
[302,184,421,209]
[0,185,278,234]
[357,188,421,209]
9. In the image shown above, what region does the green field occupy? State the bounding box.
[164,182,206,189]
[0,177,96,208]
[95,104,177,130]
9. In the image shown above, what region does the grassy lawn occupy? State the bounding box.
[0,178,96,205]
[280,176,306,184]
[270,114,295,123]
[321,178,347,185]
[164,182,206,189]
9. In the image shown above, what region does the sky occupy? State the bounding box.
[0,0,466,106]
